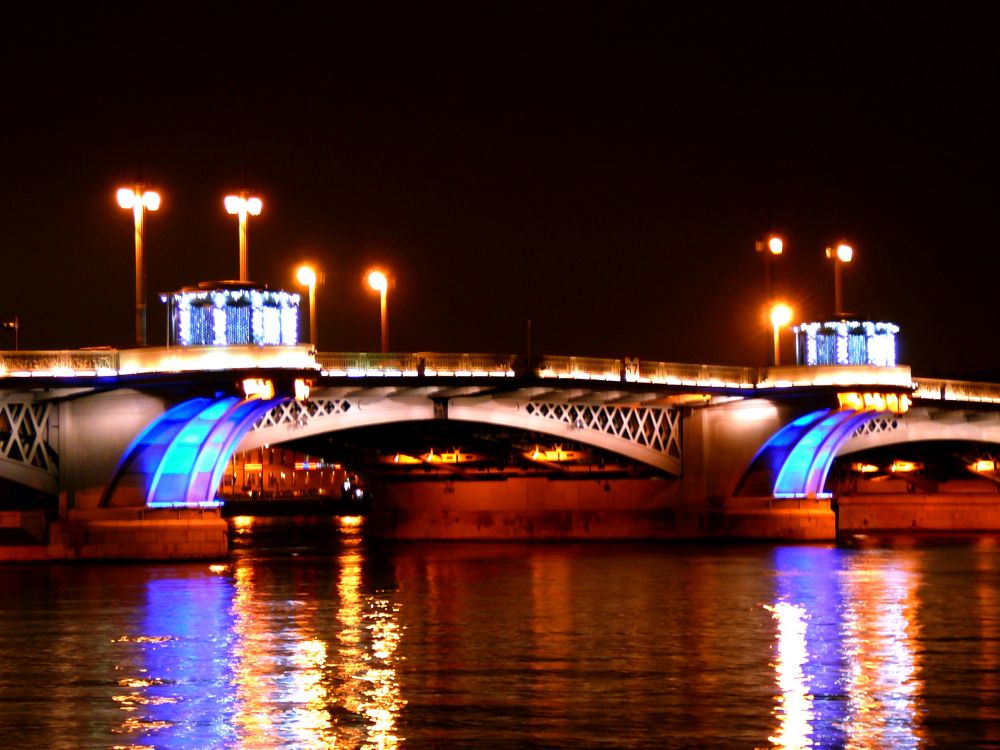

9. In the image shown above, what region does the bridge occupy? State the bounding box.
[4,345,1000,559]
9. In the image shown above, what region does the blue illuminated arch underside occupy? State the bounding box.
[747,409,887,498]
[102,396,286,508]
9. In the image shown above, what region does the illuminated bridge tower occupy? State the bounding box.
[738,318,906,503]
[43,280,313,560]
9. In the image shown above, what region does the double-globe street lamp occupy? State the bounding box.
[756,234,784,365]
[367,270,389,353]
[225,191,263,281]
[117,184,161,347]
[826,242,854,317]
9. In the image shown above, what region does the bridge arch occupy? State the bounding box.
[239,392,683,475]
[739,409,888,498]
[837,411,1000,456]
[102,395,285,508]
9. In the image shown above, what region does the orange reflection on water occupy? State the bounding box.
[230,565,279,746]
[975,544,1000,743]
[841,556,924,750]
[334,525,405,748]
[765,601,814,749]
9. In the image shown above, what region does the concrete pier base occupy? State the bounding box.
[838,493,1000,535]
[369,478,837,541]
[709,497,836,541]
[0,507,228,562]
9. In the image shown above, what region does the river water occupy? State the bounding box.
[2,519,1000,749]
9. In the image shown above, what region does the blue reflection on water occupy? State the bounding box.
[117,570,237,748]
[771,546,849,749]
[769,546,924,749]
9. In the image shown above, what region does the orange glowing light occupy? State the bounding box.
[225,194,263,216]
[768,236,783,255]
[890,460,922,473]
[837,392,911,414]
[770,303,793,329]
[368,270,388,293]
[296,265,316,287]
[242,377,275,400]
[851,462,880,474]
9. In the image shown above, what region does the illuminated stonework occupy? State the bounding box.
[163,281,300,347]
[793,320,900,367]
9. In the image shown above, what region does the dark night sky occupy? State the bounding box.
[2,7,997,377]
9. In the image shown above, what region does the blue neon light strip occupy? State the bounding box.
[147,398,241,506]
[802,411,882,496]
[201,397,285,505]
[102,398,214,507]
[772,410,885,498]
[107,395,291,509]
[183,397,285,506]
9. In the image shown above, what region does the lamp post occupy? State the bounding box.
[1,316,18,350]
[117,184,161,347]
[770,303,793,366]
[825,243,854,317]
[367,270,389,352]
[224,191,263,281]
[756,234,783,364]
[296,265,318,348]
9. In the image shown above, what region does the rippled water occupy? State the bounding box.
[2,522,1000,749]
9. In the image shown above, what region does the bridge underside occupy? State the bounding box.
[240,387,683,476]
[263,420,665,483]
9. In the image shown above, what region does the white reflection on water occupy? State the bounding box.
[766,601,814,748]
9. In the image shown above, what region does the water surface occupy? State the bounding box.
[2,523,999,748]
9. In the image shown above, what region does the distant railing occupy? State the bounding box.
[0,349,119,376]
[913,378,1000,404]
[630,361,757,388]
[316,352,518,377]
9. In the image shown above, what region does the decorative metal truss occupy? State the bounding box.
[0,398,57,476]
[251,398,353,432]
[522,401,681,462]
[851,415,899,438]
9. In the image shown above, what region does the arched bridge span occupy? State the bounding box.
[239,388,683,475]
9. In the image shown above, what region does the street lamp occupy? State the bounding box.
[756,234,784,363]
[224,191,263,281]
[367,269,389,353]
[825,243,854,317]
[296,265,318,348]
[770,303,793,366]
[117,184,161,346]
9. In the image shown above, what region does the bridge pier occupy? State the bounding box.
[0,507,228,562]
[368,477,837,541]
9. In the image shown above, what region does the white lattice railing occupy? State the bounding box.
[0,400,57,473]
[252,398,353,431]
[523,402,681,459]
[851,415,900,439]
[913,378,1000,404]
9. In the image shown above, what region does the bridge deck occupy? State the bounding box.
[3,347,1000,406]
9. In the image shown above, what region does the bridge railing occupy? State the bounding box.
[913,377,1000,404]
[537,356,622,381]
[0,349,119,376]
[630,361,758,388]
[317,352,518,377]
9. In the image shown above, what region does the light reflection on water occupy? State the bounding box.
[3,535,1000,747]
[768,547,924,749]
